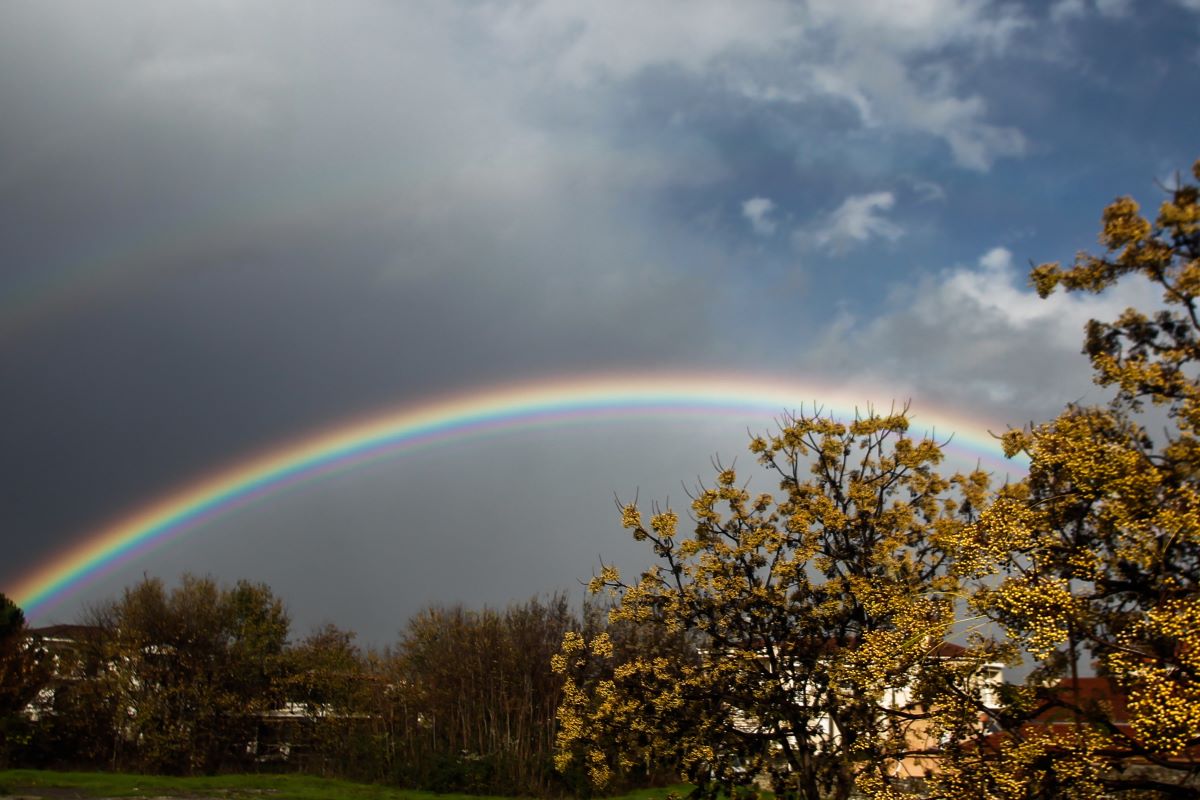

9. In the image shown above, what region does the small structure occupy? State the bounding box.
[20,625,103,721]
[722,638,1005,785]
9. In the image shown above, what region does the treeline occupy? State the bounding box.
[0,577,683,796]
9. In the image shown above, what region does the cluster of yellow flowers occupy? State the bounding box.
[1106,596,1200,757]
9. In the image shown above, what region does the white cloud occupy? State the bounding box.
[801,191,904,254]
[1050,0,1087,21]
[800,0,1028,169]
[937,103,1028,170]
[467,0,1029,171]
[818,56,1026,170]
[910,246,1156,350]
[742,196,778,236]
[476,0,801,84]
[914,180,947,202]
[805,0,1025,54]
[809,68,877,125]
[1094,0,1134,16]
[1051,0,1137,19]
[800,246,1162,419]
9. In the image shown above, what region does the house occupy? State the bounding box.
[973,676,1200,783]
[20,625,103,721]
[721,637,1004,784]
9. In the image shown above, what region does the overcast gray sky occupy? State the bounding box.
[3,0,1198,645]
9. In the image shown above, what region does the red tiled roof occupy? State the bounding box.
[1037,677,1130,724]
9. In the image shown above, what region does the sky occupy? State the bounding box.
[2,0,1199,647]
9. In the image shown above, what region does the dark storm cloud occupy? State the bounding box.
[5,0,1200,643]
[0,0,755,637]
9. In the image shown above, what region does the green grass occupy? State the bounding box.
[0,771,467,800]
[610,787,693,800]
[0,770,691,800]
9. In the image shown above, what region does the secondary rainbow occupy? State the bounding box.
[10,373,1023,620]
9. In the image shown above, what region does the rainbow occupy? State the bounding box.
[9,373,1024,621]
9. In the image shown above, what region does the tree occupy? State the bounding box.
[283,623,372,776]
[555,409,1002,800]
[0,593,46,764]
[20,610,121,770]
[385,595,580,795]
[951,159,1200,799]
[0,593,28,718]
[100,575,290,774]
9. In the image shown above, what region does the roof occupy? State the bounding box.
[972,676,1199,764]
[1037,677,1130,724]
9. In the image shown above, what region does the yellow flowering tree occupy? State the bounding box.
[955,159,1200,799]
[555,408,1000,800]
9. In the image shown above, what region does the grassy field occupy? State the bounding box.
[0,770,689,800]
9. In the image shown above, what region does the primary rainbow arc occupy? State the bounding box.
[9,372,1021,621]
